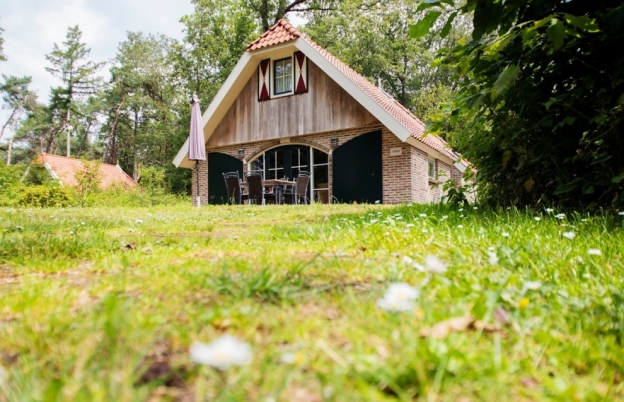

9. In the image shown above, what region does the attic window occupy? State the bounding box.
[273,57,293,95]
[258,53,307,101]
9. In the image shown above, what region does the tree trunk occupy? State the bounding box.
[103,98,126,165]
[132,108,139,180]
[0,108,18,142]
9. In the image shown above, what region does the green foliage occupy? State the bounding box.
[139,165,166,192]
[89,186,188,207]
[0,24,5,62]
[416,0,624,210]
[441,179,469,206]
[409,11,442,38]
[0,163,26,188]
[74,159,101,206]
[0,163,27,206]
[18,185,75,207]
[43,25,104,152]
[303,0,467,110]
[208,265,309,302]
[22,163,54,186]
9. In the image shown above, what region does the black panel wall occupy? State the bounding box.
[208,152,243,204]
[332,130,382,204]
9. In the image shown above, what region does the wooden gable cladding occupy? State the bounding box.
[207,60,377,149]
[258,59,271,101]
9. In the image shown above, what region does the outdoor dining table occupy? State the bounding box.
[241,179,296,204]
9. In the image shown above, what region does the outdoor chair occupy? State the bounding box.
[222,172,248,205]
[283,171,310,205]
[245,170,275,205]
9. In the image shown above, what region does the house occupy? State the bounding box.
[173,19,468,205]
[37,153,136,189]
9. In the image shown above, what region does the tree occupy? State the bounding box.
[12,103,53,164]
[249,0,340,31]
[304,0,466,110]
[412,0,624,209]
[45,25,104,155]
[0,24,6,62]
[101,32,181,180]
[174,0,258,101]
[0,75,37,164]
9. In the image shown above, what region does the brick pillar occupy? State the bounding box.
[191,160,209,206]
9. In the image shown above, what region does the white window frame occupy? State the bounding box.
[247,145,330,204]
[271,56,294,98]
[428,159,437,180]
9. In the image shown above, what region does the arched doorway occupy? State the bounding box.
[249,144,329,203]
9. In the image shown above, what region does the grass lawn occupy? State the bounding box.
[1,203,623,401]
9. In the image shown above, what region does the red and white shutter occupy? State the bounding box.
[294,51,308,94]
[258,59,270,101]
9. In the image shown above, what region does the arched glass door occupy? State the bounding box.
[249,145,329,203]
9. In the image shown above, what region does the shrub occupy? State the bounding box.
[18,185,75,208]
[22,163,54,186]
[0,163,27,188]
[75,160,102,207]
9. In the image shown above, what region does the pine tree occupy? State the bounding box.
[44,25,104,155]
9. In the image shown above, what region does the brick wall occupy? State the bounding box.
[381,128,412,204]
[191,122,464,205]
[190,160,208,206]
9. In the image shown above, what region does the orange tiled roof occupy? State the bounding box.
[38,153,136,189]
[247,19,459,161]
[247,19,301,51]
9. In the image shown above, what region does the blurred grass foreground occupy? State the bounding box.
[1,203,623,401]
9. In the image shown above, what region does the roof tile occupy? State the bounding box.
[38,153,137,189]
[247,19,300,51]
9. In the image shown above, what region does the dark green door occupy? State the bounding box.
[208,152,243,204]
[332,130,382,204]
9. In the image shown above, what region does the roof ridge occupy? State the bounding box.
[40,152,123,168]
[247,19,301,51]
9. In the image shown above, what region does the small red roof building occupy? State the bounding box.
[37,153,136,189]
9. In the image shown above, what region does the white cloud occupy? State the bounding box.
[0,0,193,135]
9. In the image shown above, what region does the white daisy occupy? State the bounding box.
[376,282,420,312]
[562,232,576,239]
[523,281,542,290]
[190,335,253,371]
[424,255,447,273]
[588,249,602,256]
[487,251,499,265]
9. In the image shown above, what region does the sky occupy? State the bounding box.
[0,0,196,132]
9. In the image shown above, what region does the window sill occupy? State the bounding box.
[271,91,294,99]
[428,178,441,185]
